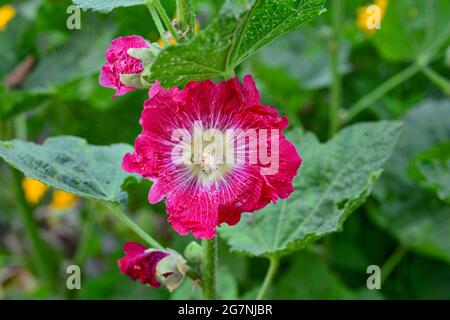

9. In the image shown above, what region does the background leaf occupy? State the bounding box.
[149,0,326,87]
[372,0,450,62]
[220,121,403,257]
[72,0,146,13]
[272,251,382,299]
[409,141,450,204]
[370,99,450,263]
[249,26,351,90]
[0,136,137,205]
[22,15,116,92]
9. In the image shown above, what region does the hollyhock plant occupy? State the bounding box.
[123,75,302,239]
[99,35,150,98]
[118,242,187,291]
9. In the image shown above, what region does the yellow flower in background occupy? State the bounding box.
[0,5,16,31]
[157,21,200,47]
[357,0,389,35]
[22,178,77,209]
[50,190,77,209]
[22,178,49,205]
[158,33,178,47]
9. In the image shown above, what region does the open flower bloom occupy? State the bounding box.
[123,75,302,239]
[99,36,149,98]
[118,242,187,291]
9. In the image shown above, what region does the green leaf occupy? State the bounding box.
[22,16,116,93]
[372,0,450,62]
[409,141,450,204]
[72,0,146,13]
[250,26,351,90]
[370,99,450,263]
[149,0,326,87]
[272,252,383,299]
[0,83,47,119]
[384,254,450,299]
[220,121,403,257]
[0,136,137,205]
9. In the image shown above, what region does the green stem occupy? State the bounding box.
[381,246,407,284]
[346,63,421,122]
[256,257,280,300]
[421,66,450,96]
[74,208,96,266]
[223,69,235,80]
[153,0,181,42]
[11,168,57,291]
[328,0,343,138]
[6,115,57,291]
[201,238,217,300]
[146,1,170,47]
[13,113,27,140]
[107,203,164,250]
[177,0,195,39]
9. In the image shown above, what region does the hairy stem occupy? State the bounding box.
[153,0,181,42]
[177,0,195,39]
[107,203,164,250]
[346,63,421,122]
[201,238,217,300]
[328,0,343,138]
[256,257,280,300]
[146,1,170,47]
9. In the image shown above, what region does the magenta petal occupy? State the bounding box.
[148,180,165,204]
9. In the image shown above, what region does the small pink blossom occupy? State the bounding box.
[99,36,149,98]
[118,242,168,288]
[118,242,187,291]
[123,75,302,239]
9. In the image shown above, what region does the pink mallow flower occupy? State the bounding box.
[122,75,302,239]
[99,36,149,98]
[118,242,187,291]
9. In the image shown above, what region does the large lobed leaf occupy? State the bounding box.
[371,99,450,263]
[372,0,450,62]
[72,0,146,13]
[149,0,327,87]
[409,141,450,204]
[220,121,403,257]
[0,136,137,205]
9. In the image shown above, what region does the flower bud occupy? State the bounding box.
[99,36,151,98]
[155,249,188,292]
[184,241,202,264]
[118,242,187,292]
